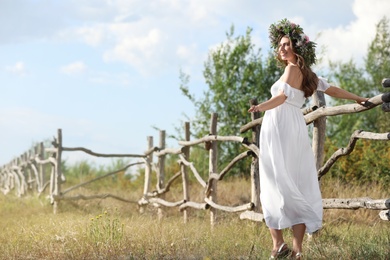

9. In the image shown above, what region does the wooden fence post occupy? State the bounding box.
[39,142,46,191]
[312,91,327,170]
[182,122,191,223]
[157,130,166,221]
[22,155,28,194]
[25,151,33,190]
[17,156,24,194]
[33,145,39,191]
[53,128,62,214]
[9,162,15,191]
[0,166,3,192]
[140,136,153,214]
[31,145,40,193]
[15,157,25,196]
[209,113,218,226]
[249,98,261,213]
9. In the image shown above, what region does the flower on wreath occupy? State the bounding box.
[268,18,317,67]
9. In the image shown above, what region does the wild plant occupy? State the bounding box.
[87,207,124,243]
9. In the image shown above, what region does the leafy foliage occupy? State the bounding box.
[324,17,390,184]
[180,25,281,175]
[366,17,390,85]
[365,17,390,133]
[324,138,390,185]
[327,17,390,143]
[326,60,373,143]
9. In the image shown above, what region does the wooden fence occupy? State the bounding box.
[1,79,390,223]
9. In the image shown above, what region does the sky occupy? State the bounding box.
[0,0,389,166]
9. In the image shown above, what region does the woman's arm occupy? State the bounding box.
[248,92,287,113]
[324,86,369,104]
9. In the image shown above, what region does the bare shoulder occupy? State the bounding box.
[281,64,302,89]
[283,64,301,79]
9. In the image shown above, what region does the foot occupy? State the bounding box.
[269,243,290,259]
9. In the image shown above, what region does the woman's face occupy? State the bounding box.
[278,36,295,62]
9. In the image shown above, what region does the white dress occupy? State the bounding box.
[259,78,329,234]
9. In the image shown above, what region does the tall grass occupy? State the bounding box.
[0,177,388,259]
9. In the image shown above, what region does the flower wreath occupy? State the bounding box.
[268,18,317,67]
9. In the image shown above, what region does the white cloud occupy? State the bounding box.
[60,61,87,75]
[317,0,390,66]
[1,1,386,82]
[88,71,133,86]
[176,43,201,63]
[5,61,27,77]
[73,25,107,46]
[103,26,166,73]
[56,1,221,76]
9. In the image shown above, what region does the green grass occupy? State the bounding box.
[0,179,389,259]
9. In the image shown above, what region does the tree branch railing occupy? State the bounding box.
[318,130,390,180]
[239,93,383,133]
[0,133,147,208]
[61,161,144,195]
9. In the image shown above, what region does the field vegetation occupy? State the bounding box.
[0,172,388,259]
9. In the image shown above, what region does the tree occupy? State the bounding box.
[326,60,371,145]
[180,25,281,175]
[326,17,390,145]
[365,16,390,133]
[324,17,390,184]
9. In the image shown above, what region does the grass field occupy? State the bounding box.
[0,177,389,259]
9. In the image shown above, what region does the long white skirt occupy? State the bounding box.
[259,100,323,234]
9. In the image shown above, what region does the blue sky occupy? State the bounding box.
[0,0,388,166]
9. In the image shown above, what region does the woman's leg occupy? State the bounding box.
[291,224,306,256]
[269,228,286,255]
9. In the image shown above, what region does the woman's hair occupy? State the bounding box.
[277,35,318,98]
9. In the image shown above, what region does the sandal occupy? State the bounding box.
[291,252,303,259]
[269,243,291,259]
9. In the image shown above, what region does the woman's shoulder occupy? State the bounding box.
[281,64,302,89]
[284,63,301,74]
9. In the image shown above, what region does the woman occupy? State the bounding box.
[248,19,368,259]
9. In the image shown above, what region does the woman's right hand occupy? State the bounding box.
[248,105,259,113]
[355,97,369,105]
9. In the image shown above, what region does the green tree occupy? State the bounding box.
[326,60,371,145]
[326,17,390,145]
[180,25,281,175]
[325,17,390,184]
[365,16,390,133]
